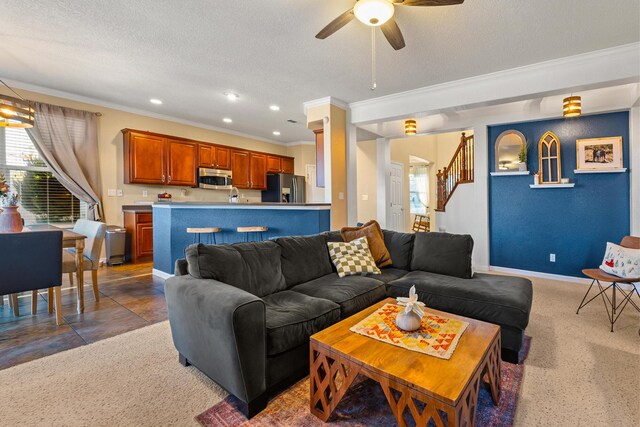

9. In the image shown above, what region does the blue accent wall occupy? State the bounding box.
[489,111,630,277]
[153,206,331,274]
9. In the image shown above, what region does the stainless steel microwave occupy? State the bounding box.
[198,168,233,190]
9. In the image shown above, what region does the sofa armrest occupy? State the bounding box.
[164,275,266,403]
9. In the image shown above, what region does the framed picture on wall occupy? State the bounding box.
[575,137,623,171]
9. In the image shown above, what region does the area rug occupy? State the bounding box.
[196,337,531,427]
[349,303,469,359]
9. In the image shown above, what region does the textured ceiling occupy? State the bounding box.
[1,0,638,143]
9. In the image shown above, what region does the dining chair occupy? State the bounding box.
[0,230,64,325]
[63,219,106,303]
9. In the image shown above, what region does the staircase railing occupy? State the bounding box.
[436,132,474,212]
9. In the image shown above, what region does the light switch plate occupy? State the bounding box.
[338,192,344,200]
[362,194,369,201]
[107,189,116,197]
[116,189,123,197]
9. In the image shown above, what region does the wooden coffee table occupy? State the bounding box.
[309,298,501,427]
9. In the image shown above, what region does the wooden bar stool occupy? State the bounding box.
[237,226,268,242]
[187,227,221,244]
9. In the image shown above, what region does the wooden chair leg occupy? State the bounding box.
[48,288,54,314]
[68,272,74,287]
[53,286,63,326]
[31,290,38,315]
[91,269,100,302]
[10,294,19,317]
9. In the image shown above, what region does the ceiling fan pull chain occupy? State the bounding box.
[371,27,377,91]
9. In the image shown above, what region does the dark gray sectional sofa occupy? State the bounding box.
[165,230,532,418]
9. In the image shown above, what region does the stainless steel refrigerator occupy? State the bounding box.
[262,173,306,203]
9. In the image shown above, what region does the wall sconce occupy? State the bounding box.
[563,96,581,118]
[404,119,417,135]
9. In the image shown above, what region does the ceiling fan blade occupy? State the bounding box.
[381,18,406,50]
[315,8,355,39]
[398,0,464,6]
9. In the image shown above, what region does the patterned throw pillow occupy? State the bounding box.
[328,237,382,278]
[600,242,640,279]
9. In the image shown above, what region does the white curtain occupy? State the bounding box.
[26,103,103,220]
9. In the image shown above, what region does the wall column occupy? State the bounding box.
[306,99,348,229]
[376,137,390,228]
[630,106,640,235]
[346,109,358,226]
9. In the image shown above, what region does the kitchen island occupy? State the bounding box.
[152,202,331,276]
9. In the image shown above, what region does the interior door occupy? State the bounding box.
[167,139,197,186]
[305,164,325,203]
[389,162,405,232]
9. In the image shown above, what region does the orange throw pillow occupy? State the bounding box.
[340,220,392,268]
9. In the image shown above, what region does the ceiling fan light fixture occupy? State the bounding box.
[563,95,581,118]
[354,0,395,27]
[404,119,417,135]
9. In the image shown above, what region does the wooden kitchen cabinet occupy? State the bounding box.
[124,211,153,263]
[199,144,230,170]
[281,157,294,174]
[267,155,295,174]
[124,132,166,185]
[267,155,282,173]
[123,130,197,187]
[250,153,267,189]
[231,150,251,188]
[167,139,197,186]
[314,129,325,187]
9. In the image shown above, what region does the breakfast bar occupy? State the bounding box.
[152,202,331,276]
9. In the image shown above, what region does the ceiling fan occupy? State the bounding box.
[316,0,465,50]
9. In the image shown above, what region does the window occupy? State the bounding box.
[0,127,86,225]
[409,164,429,215]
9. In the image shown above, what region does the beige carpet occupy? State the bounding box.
[1,276,638,426]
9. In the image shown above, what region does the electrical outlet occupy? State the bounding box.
[107,189,116,197]
[550,253,556,262]
[116,189,123,197]
[142,190,148,198]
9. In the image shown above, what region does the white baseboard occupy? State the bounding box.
[153,269,174,280]
[489,266,593,285]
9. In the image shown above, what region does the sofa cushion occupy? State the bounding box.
[291,273,386,318]
[262,291,340,356]
[184,241,286,297]
[411,232,474,279]
[276,235,334,287]
[322,230,344,243]
[327,237,381,278]
[367,267,408,284]
[341,220,392,267]
[387,271,533,330]
[383,230,415,270]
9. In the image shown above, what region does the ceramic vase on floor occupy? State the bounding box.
[0,206,23,232]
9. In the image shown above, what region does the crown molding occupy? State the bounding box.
[302,96,349,115]
[286,140,315,146]
[0,78,289,146]
[349,42,640,125]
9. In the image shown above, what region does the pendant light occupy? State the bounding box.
[563,95,581,118]
[0,80,34,128]
[404,119,417,135]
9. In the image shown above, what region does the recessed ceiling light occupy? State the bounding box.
[269,105,280,111]
[223,118,232,123]
[273,131,281,136]
[224,92,239,101]
[149,98,162,105]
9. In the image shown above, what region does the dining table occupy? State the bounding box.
[25,224,87,313]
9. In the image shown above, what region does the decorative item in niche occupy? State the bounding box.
[538,131,562,184]
[575,137,623,171]
[495,129,527,172]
